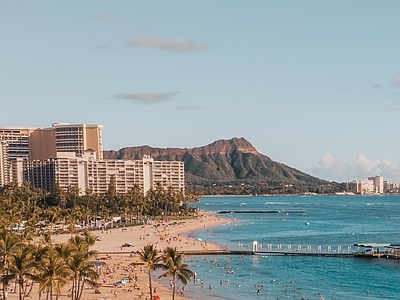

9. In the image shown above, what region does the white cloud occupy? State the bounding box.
[128,36,208,52]
[312,153,400,182]
[313,153,347,180]
[391,75,400,87]
[113,91,180,103]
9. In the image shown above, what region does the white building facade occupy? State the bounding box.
[1,123,184,195]
[14,153,184,195]
[346,175,387,194]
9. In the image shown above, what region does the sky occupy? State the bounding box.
[1,1,400,183]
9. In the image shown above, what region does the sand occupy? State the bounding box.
[7,214,225,300]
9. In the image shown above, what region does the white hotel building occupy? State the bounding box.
[346,175,385,194]
[1,123,185,195]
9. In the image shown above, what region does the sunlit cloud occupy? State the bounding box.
[312,153,400,182]
[113,91,180,103]
[128,36,208,52]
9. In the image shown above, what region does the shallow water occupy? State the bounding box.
[182,195,400,299]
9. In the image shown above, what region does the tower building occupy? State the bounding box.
[1,122,184,195]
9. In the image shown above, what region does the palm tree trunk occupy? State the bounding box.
[18,278,23,300]
[25,280,34,297]
[148,271,153,300]
[71,279,75,300]
[78,276,85,300]
[78,280,85,300]
[172,275,176,300]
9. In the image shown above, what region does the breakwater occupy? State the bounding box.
[217,210,306,214]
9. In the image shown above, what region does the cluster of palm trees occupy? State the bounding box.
[0,227,194,300]
[0,182,202,234]
[138,244,194,300]
[0,227,100,300]
[0,182,202,300]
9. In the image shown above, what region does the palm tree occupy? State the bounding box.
[68,233,97,260]
[36,249,71,300]
[65,230,100,300]
[127,185,145,223]
[159,247,194,300]
[53,243,74,263]
[81,230,98,246]
[6,244,36,300]
[68,252,99,300]
[29,243,51,299]
[137,244,164,300]
[0,228,23,299]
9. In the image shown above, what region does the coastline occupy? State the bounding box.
[39,213,227,300]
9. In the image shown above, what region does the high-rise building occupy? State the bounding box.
[29,123,103,160]
[0,126,38,186]
[0,140,8,186]
[16,152,184,195]
[347,175,386,195]
[0,126,37,160]
[368,175,384,194]
[1,122,184,195]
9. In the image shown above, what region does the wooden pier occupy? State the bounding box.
[99,243,400,259]
[180,243,400,259]
[252,243,354,257]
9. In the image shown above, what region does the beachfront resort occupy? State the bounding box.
[0,122,208,300]
[0,123,184,195]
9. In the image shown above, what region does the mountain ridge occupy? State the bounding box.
[104,137,260,158]
[103,137,336,194]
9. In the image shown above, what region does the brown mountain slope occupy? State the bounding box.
[103,137,329,187]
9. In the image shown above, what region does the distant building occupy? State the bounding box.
[1,122,184,195]
[0,126,37,160]
[346,175,391,194]
[346,180,359,193]
[0,126,38,186]
[0,140,8,186]
[359,179,375,194]
[368,175,383,194]
[29,123,103,160]
[14,153,184,195]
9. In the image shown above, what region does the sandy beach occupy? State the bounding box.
[7,214,225,300]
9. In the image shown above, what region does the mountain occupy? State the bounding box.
[103,137,335,194]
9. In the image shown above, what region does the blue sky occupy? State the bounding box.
[2,1,400,183]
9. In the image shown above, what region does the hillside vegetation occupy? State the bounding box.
[104,137,343,195]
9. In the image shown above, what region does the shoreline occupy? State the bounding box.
[44,213,227,300]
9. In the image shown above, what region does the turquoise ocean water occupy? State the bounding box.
[179,195,400,300]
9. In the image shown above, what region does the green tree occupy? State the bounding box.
[137,244,164,300]
[127,185,146,223]
[6,244,36,300]
[0,228,22,299]
[159,247,194,300]
[36,249,71,300]
[68,252,99,300]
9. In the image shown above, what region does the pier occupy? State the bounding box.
[250,243,354,257]
[99,243,400,259]
[180,242,400,259]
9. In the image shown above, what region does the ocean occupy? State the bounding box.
[181,195,400,300]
